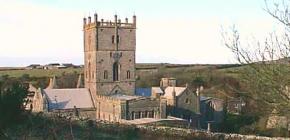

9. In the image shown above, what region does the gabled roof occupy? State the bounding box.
[43,88,94,110]
[164,86,186,98]
[135,88,152,97]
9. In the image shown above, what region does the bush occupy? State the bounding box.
[0,78,28,137]
[220,113,258,133]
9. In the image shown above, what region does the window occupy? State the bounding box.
[112,35,115,44]
[117,35,120,44]
[126,70,130,79]
[185,98,190,104]
[113,62,119,81]
[112,35,120,44]
[104,70,108,79]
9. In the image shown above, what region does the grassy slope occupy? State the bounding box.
[0,63,244,100]
[0,63,240,77]
[0,68,83,78]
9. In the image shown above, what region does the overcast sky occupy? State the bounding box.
[0,0,283,66]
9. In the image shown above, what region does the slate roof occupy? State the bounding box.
[152,87,164,94]
[110,94,142,100]
[135,88,152,97]
[163,86,186,98]
[44,88,94,110]
[200,96,212,101]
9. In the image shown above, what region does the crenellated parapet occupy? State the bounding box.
[83,13,136,29]
[95,94,121,102]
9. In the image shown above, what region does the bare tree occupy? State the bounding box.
[222,0,290,114]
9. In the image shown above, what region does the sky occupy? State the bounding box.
[0,0,284,66]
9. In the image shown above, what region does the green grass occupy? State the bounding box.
[0,68,82,78]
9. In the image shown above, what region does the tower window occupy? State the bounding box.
[112,35,115,44]
[104,70,108,79]
[117,35,120,44]
[111,35,120,44]
[127,70,130,79]
[113,62,119,81]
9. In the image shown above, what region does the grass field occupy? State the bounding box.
[0,63,232,78]
[0,68,83,78]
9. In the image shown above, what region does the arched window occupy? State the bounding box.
[117,35,120,44]
[126,70,130,79]
[104,70,108,79]
[112,35,115,44]
[113,62,119,81]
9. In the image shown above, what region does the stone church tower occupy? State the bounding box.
[83,14,136,99]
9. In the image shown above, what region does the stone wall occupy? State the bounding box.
[50,108,96,120]
[136,125,288,140]
[95,95,122,122]
[127,97,166,120]
[266,115,288,129]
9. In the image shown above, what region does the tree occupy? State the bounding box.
[222,0,290,114]
[0,78,28,136]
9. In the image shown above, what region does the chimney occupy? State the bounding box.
[88,16,91,23]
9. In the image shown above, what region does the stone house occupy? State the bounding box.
[135,78,201,127]
[200,96,224,128]
[226,97,245,115]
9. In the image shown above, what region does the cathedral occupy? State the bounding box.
[31,14,203,125]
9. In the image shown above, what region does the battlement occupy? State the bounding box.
[96,94,121,102]
[83,13,136,29]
